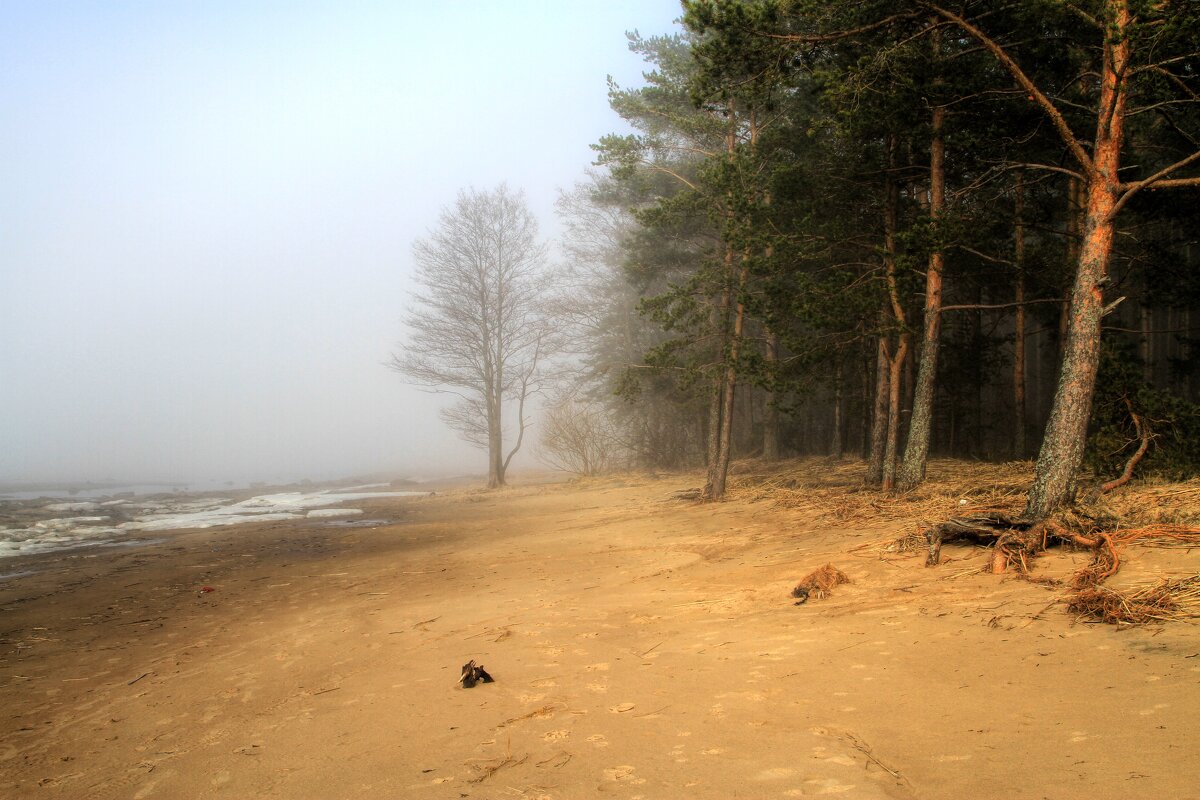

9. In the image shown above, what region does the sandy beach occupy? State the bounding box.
[2,469,1198,799]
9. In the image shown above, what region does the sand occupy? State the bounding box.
[2,471,1198,799]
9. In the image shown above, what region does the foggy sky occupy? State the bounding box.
[0,1,681,485]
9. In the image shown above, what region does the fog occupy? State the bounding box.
[0,1,680,486]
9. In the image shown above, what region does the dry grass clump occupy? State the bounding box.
[1068,575,1200,624]
[1095,479,1200,526]
[791,563,851,602]
[729,458,1200,531]
[727,457,1030,525]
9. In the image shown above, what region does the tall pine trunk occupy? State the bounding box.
[762,330,780,460]
[705,281,731,475]
[898,101,947,490]
[867,334,889,484]
[830,362,844,458]
[1024,2,1129,519]
[711,262,749,499]
[1013,173,1028,458]
[880,166,908,492]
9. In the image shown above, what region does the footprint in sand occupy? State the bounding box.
[587,734,610,748]
[603,765,639,781]
[610,702,636,713]
[586,682,608,693]
[585,662,610,672]
[796,777,857,795]
[543,730,570,742]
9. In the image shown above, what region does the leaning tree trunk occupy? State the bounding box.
[1024,9,1129,519]
[898,102,947,491]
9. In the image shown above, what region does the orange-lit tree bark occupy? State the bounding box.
[923,0,1200,518]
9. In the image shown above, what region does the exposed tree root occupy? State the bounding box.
[921,512,1200,624]
[1068,576,1200,624]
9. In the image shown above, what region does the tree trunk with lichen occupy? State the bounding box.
[1024,4,1129,519]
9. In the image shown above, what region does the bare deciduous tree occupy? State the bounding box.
[389,185,553,488]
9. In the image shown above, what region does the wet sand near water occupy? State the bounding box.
[2,476,1198,799]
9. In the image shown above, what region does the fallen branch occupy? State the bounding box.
[467,753,528,784]
[1095,398,1153,496]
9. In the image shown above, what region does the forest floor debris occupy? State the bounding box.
[730,457,1200,625]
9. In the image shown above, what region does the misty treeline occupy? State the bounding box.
[551,0,1200,516]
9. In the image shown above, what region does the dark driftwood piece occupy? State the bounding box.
[924,513,1102,573]
[458,660,494,688]
[925,513,1028,567]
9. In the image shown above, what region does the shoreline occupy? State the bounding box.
[2,472,1198,799]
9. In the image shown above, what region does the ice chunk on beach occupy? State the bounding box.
[45,501,102,512]
[126,491,423,531]
[306,508,364,518]
[0,516,125,556]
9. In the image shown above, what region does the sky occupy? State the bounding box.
[0,0,683,486]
